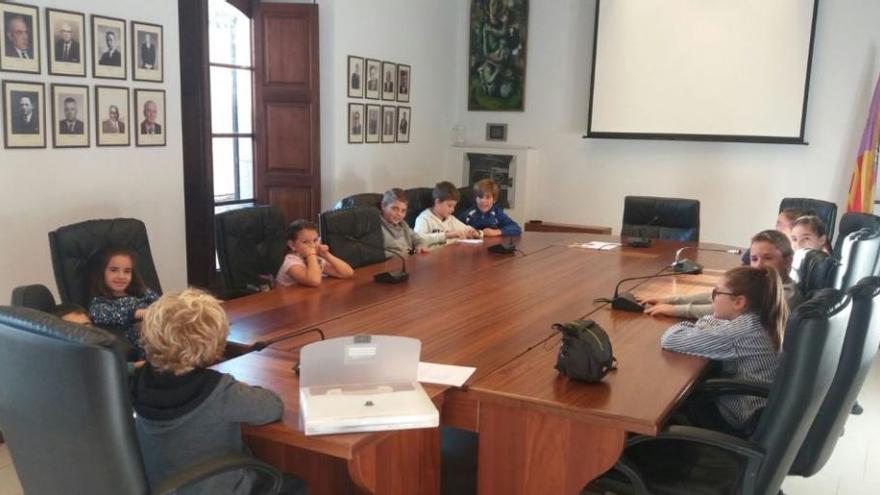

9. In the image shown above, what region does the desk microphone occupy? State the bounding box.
[488,235,518,255]
[596,269,702,312]
[671,246,742,274]
[344,236,409,284]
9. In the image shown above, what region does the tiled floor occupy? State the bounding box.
[1,357,878,494]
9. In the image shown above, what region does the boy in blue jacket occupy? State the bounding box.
[459,178,522,237]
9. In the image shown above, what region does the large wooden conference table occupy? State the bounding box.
[213,232,741,494]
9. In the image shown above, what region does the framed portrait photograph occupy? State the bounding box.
[381,61,396,101]
[132,21,162,82]
[134,88,166,146]
[47,8,85,77]
[397,106,411,143]
[397,64,411,103]
[348,102,364,144]
[0,2,40,74]
[365,103,380,143]
[51,83,89,148]
[381,105,396,143]
[347,55,363,98]
[95,85,129,146]
[2,80,45,148]
[364,58,381,100]
[486,123,507,142]
[92,15,126,80]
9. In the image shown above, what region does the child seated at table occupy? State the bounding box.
[458,179,522,237]
[788,215,832,283]
[380,188,431,257]
[131,288,307,495]
[414,181,479,248]
[660,266,787,434]
[638,230,800,318]
[276,219,354,288]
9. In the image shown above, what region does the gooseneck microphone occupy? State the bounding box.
[344,236,409,284]
[596,267,702,312]
[671,246,743,274]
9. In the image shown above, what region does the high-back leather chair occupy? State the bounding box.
[319,206,387,268]
[798,250,839,299]
[0,306,282,495]
[404,187,434,228]
[834,212,880,254]
[455,186,476,219]
[589,289,851,495]
[215,206,288,294]
[789,277,880,476]
[10,284,56,313]
[779,197,838,246]
[48,218,162,307]
[621,196,701,242]
[334,192,382,210]
[834,228,880,290]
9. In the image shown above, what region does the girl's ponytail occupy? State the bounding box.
[725,266,789,351]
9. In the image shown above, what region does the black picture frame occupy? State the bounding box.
[381,61,396,101]
[95,85,130,146]
[347,55,364,98]
[0,2,41,74]
[2,79,46,149]
[486,123,507,142]
[131,20,163,82]
[348,102,364,144]
[397,106,411,143]
[365,103,380,143]
[51,83,90,148]
[364,58,381,100]
[381,105,396,143]
[46,8,86,77]
[134,88,166,146]
[91,14,126,80]
[396,64,411,103]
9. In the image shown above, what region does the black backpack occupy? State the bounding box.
[553,319,617,382]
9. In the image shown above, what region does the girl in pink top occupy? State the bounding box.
[276,220,354,287]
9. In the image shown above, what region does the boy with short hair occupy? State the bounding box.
[131,289,305,495]
[414,181,479,248]
[458,179,522,237]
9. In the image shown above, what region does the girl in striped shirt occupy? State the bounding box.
[661,266,788,433]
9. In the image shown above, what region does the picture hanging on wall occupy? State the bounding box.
[131,21,163,82]
[348,55,364,98]
[348,102,364,143]
[381,61,396,101]
[467,0,529,111]
[365,58,381,100]
[2,79,45,148]
[47,8,86,77]
[365,103,380,143]
[0,2,40,74]
[397,106,410,143]
[51,83,89,148]
[134,88,166,146]
[95,85,129,146]
[397,64,410,103]
[381,105,396,143]
[92,14,126,80]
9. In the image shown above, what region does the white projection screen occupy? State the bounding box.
[587,0,818,143]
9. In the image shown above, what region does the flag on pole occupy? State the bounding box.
[846,73,880,213]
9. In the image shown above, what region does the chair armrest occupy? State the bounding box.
[627,425,765,462]
[695,378,771,399]
[152,453,282,495]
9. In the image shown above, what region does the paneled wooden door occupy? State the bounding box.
[252,3,320,224]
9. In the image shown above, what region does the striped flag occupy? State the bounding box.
[846,73,880,213]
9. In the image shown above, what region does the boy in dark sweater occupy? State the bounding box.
[131,288,305,495]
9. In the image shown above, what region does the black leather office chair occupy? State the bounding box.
[0,306,282,495]
[334,192,383,210]
[586,289,851,495]
[48,218,163,307]
[798,250,839,300]
[455,186,476,219]
[621,196,701,242]
[789,277,880,476]
[834,228,880,290]
[10,284,56,312]
[319,206,387,268]
[404,187,434,228]
[215,206,288,295]
[779,198,838,246]
[834,212,880,254]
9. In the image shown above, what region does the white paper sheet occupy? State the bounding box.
[417,362,476,387]
[569,241,620,251]
[456,239,484,244]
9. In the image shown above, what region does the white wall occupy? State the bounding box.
[317,0,461,208]
[0,0,185,301]
[451,0,880,247]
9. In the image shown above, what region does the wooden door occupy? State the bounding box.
[252,3,320,224]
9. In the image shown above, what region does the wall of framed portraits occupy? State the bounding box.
[0,0,185,301]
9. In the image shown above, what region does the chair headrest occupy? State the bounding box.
[0,305,118,349]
